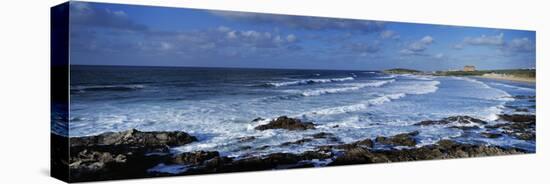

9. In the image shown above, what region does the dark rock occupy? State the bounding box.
[237,136,256,143]
[171,151,220,165]
[481,132,503,138]
[323,138,374,151]
[515,108,529,112]
[251,117,265,122]
[255,145,271,150]
[70,129,197,148]
[513,95,535,99]
[487,114,536,141]
[498,114,535,123]
[332,125,340,128]
[67,129,197,182]
[255,116,315,131]
[375,131,419,147]
[311,132,334,139]
[330,147,389,166]
[354,139,375,148]
[237,146,253,151]
[415,116,487,126]
[281,138,313,146]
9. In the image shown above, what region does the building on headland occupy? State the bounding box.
[463,65,476,72]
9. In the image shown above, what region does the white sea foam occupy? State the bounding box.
[300,80,395,97]
[302,93,407,116]
[266,77,354,87]
[301,79,440,117]
[453,77,514,102]
[489,82,535,91]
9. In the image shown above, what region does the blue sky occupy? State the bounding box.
[69,1,536,71]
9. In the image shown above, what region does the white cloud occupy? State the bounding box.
[452,44,464,49]
[506,37,535,52]
[420,36,434,44]
[226,31,237,39]
[380,30,399,39]
[401,35,434,55]
[286,34,297,42]
[433,53,445,59]
[464,33,504,46]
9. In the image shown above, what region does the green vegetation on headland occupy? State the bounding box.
[383,68,422,74]
[383,68,535,83]
[434,69,535,78]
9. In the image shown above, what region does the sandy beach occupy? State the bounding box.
[476,73,535,83]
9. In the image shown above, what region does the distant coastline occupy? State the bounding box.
[384,68,536,83]
[476,73,535,83]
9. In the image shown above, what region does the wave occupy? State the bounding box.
[71,84,145,92]
[489,82,535,91]
[453,77,514,102]
[263,77,354,87]
[302,93,406,117]
[300,80,395,97]
[299,79,440,117]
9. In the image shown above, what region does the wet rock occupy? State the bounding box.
[481,132,503,138]
[255,145,271,150]
[310,132,340,142]
[487,114,536,141]
[67,129,197,182]
[311,132,334,139]
[515,108,529,112]
[238,146,253,151]
[513,95,535,99]
[330,147,390,166]
[171,151,220,165]
[415,116,487,126]
[321,138,374,151]
[281,138,313,146]
[70,129,197,148]
[375,131,419,147]
[237,136,256,143]
[498,114,535,123]
[299,150,333,160]
[251,117,265,122]
[255,116,315,131]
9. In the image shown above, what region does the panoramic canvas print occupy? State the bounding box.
[51,1,536,182]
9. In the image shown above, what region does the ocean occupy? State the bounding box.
[65,65,536,157]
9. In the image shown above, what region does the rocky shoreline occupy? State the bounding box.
[57,114,535,182]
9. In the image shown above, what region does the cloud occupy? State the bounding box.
[452,44,464,50]
[400,35,434,55]
[433,53,445,59]
[70,2,148,31]
[505,37,535,52]
[216,26,298,48]
[209,11,385,33]
[73,24,301,58]
[380,30,399,39]
[464,33,504,46]
[457,33,534,53]
[344,42,380,54]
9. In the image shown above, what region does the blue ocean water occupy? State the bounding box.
[66,65,535,157]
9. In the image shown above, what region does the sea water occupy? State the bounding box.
[63,65,535,157]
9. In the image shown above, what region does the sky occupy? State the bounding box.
[68,1,536,71]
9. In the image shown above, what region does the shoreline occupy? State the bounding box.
[474,74,535,83]
[61,113,536,182]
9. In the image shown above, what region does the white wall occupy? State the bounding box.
[0,0,546,183]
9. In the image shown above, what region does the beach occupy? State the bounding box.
[477,73,536,83]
